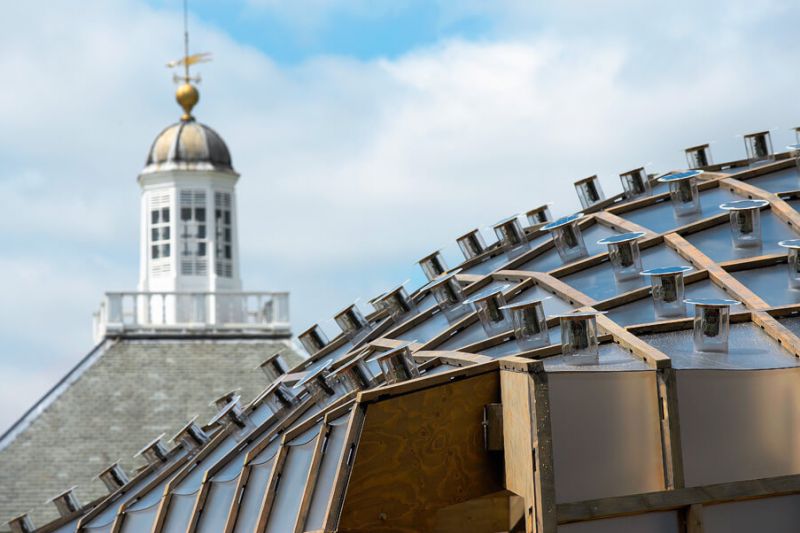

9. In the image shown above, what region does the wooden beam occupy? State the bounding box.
[500,359,556,533]
[593,210,657,237]
[751,310,800,358]
[595,313,672,369]
[499,270,596,307]
[657,368,685,490]
[556,473,800,524]
[663,233,770,310]
[720,176,800,230]
[320,405,366,532]
[684,504,705,533]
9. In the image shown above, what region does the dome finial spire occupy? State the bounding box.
[166,0,211,121]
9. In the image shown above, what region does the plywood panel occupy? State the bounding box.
[337,372,502,532]
[549,372,665,503]
[678,368,800,487]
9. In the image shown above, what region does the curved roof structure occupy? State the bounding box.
[10,137,800,533]
[142,120,234,175]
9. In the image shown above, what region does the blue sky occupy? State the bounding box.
[164,0,490,63]
[2,0,800,431]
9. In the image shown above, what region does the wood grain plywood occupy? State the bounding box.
[337,372,502,532]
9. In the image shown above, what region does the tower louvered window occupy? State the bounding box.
[179,190,208,276]
[215,191,233,278]
[149,193,171,276]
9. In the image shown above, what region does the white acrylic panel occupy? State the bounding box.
[703,494,800,533]
[549,371,665,503]
[678,368,800,487]
[558,511,680,533]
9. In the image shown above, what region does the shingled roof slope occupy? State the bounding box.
[0,337,301,526]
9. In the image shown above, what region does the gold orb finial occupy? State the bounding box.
[176,82,199,121]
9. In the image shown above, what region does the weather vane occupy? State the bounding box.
[166,0,211,120]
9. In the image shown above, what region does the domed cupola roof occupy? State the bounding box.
[140,81,236,175]
[143,119,234,174]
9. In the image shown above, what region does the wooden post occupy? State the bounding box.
[500,358,556,533]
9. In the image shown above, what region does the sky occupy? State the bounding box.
[1,0,800,432]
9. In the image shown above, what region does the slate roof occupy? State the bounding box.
[0,337,302,526]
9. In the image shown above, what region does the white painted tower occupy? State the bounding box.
[137,101,241,296]
[93,76,290,339]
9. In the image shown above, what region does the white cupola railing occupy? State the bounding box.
[92,290,290,342]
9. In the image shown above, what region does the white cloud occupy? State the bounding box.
[2,0,800,431]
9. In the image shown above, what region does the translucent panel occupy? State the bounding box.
[477,324,560,358]
[160,491,199,533]
[519,224,619,273]
[422,362,461,375]
[414,292,437,313]
[84,524,111,533]
[621,187,739,234]
[395,311,453,343]
[436,321,491,350]
[558,511,680,533]
[606,278,729,326]
[82,460,171,529]
[120,503,160,533]
[52,519,80,533]
[703,495,800,533]
[560,245,684,302]
[683,210,797,262]
[543,342,650,373]
[511,285,575,315]
[232,440,280,533]
[196,478,238,533]
[777,315,800,336]
[743,167,800,193]
[173,437,239,495]
[460,252,511,275]
[264,426,322,533]
[639,323,800,370]
[249,399,278,426]
[304,416,350,531]
[732,264,800,306]
[550,372,664,503]
[678,368,800,487]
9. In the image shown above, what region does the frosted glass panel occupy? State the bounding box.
[264,427,321,533]
[558,511,680,533]
[196,478,238,533]
[120,503,160,533]
[161,491,199,533]
[677,368,800,487]
[704,494,800,533]
[304,415,351,530]
[232,462,273,533]
[550,371,664,503]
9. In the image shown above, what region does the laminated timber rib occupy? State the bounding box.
[16,154,800,533]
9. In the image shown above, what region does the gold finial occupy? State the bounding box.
[166,0,211,121]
